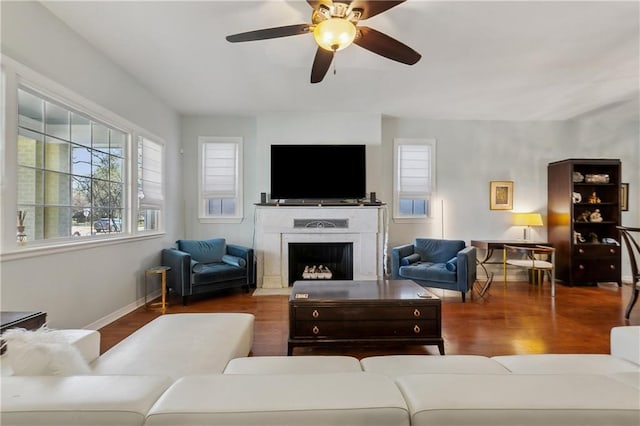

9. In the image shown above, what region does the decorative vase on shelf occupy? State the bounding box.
[17,210,27,244]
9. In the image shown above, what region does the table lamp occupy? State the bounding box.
[513,213,543,241]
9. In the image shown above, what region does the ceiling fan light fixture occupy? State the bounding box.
[313,18,356,52]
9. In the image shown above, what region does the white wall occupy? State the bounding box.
[0,2,183,329]
[180,99,638,280]
[179,115,257,248]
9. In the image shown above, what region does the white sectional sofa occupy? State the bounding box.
[1,314,638,425]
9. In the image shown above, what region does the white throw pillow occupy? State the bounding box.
[2,327,91,376]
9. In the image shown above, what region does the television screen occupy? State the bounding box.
[270,145,366,200]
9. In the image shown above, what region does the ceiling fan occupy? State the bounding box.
[226,0,421,83]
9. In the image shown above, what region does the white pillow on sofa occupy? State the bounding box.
[2,327,91,376]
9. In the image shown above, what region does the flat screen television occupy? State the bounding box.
[270,144,366,200]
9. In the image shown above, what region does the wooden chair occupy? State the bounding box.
[616,226,640,320]
[503,245,556,297]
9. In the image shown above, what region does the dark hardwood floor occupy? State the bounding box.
[98,280,639,358]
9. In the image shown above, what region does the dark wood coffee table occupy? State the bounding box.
[288,280,444,355]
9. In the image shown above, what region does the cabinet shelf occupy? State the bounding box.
[574,221,617,225]
[573,202,616,207]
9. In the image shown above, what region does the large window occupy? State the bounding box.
[17,87,126,240]
[393,138,436,220]
[198,136,243,222]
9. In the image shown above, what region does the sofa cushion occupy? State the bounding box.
[192,262,247,285]
[399,263,456,283]
[396,373,640,426]
[146,373,410,426]
[360,355,510,377]
[400,253,421,266]
[177,238,226,263]
[91,313,254,379]
[222,254,246,268]
[0,375,172,426]
[224,356,363,374]
[491,354,640,374]
[414,239,465,263]
[611,326,640,366]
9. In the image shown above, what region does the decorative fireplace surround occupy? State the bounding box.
[255,206,385,288]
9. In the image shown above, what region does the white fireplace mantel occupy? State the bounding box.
[255,205,385,288]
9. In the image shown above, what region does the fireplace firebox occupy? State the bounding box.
[288,242,353,285]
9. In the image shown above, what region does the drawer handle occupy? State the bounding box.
[413,308,421,317]
[312,310,319,318]
[578,249,584,254]
[610,248,616,254]
[610,265,616,270]
[312,326,319,335]
[579,264,585,270]
[413,325,421,334]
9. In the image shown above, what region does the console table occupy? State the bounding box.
[471,240,551,296]
[1,311,47,354]
[1,311,47,333]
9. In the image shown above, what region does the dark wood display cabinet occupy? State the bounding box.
[548,159,621,286]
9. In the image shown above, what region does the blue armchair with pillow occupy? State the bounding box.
[162,238,254,305]
[391,238,476,302]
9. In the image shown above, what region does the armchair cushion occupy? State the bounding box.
[192,263,247,285]
[445,257,458,272]
[177,238,226,263]
[400,253,421,266]
[414,239,465,263]
[222,254,246,268]
[400,263,456,284]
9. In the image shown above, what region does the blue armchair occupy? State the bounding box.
[162,238,255,305]
[391,238,476,302]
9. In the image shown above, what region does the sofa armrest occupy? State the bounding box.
[227,244,255,286]
[162,248,191,296]
[611,326,640,365]
[457,246,477,290]
[391,244,416,279]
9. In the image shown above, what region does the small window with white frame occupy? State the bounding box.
[198,136,243,222]
[137,136,164,232]
[393,138,436,221]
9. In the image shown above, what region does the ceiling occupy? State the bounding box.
[41,0,639,121]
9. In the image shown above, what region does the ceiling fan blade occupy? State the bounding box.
[349,1,405,20]
[354,26,421,65]
[310,48,334,83]
[226,24,310,43]
[307,0,334,11]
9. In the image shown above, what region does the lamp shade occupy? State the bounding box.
[313,18,357,51]
[512,213,543,227]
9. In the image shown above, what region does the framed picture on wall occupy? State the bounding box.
[621,183,629,211]
[490,181,514,210]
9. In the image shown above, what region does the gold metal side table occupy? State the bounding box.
[145,266,171,314]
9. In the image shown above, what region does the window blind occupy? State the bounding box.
[202,142,237,197]
[397,143,431,194]
[139,137,163,207]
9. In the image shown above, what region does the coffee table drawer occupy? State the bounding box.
[293,319,440,339]
[295,305,438,321]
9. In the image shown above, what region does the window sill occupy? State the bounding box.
[392,216,433,224]
[0,232,166,262]
[198,216,244,224]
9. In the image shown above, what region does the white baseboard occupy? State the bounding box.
[83,290,161,330]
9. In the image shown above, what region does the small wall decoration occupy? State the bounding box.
[621,183,629,211]
[490,181,513,210]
